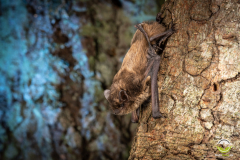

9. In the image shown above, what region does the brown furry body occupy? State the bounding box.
[104,21,167,115]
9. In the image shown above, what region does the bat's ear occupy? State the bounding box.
[119,90,128,102]
[104,89,110,100]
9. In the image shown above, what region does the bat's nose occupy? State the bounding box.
[111,107,122,115]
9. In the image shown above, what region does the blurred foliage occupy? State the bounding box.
[0,0,163,159]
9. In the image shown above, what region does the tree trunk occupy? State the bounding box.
[129,0,240,159]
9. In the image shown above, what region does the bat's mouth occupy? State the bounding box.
[111,107,123,115]
[111,102,134,115]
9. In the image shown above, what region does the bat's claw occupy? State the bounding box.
[152,111,163,119]
[152,44,162,51]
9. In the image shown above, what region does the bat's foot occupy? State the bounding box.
[152,44,162,52]
[152,111,163,119]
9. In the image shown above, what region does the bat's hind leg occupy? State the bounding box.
[150,22,175,47]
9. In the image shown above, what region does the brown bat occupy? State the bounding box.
[104,13,175,122]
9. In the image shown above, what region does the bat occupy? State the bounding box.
[104,13,175,123]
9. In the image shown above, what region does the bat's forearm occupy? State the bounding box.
[151,55,162,118]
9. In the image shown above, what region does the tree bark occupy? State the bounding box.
[129,0,240,159]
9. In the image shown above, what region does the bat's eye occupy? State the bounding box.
[119,90,128,102]
[120,103,124,107]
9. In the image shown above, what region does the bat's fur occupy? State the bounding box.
[104,21,168,115]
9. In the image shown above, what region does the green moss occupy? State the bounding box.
[94,83,104,102]
[80,24,97,37]
[98,53,107,62]
[88,56,95,71]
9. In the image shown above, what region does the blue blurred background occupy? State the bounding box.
[0,0,163,159]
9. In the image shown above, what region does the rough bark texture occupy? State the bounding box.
[0,1,162,160]
[129,0,240,159]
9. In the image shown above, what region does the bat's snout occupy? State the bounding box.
[111,107,123,115]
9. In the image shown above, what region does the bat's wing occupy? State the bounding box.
[134,23,175,119]
[135,24,163,118]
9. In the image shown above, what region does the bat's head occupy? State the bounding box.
[104,71,145,115]
[104,88,130,115]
